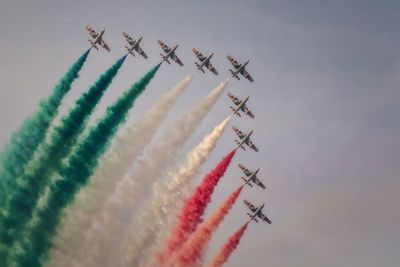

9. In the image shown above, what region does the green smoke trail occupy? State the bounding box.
[0,49,90,201]
[11,64,160,267]
[0,56,127,263]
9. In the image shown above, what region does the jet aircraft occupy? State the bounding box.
[158,40,184,66]
[227,55,254,82]
[243,200,271,224]
[122,32,148,59]
[85,26,111,52]
[238,163,265,189]
[228,93,255,118]
[232,126,259,152]
[192,48,218,75]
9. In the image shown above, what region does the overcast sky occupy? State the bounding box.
[0,0,399,266]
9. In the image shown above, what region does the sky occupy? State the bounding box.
[0,0,400,266]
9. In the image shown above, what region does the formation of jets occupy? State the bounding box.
[85,25,269,225]
[231,111,271,224]
[85,26,254,82]
[222,61,270,226]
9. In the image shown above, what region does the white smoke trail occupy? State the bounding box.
[47,75,193,267]
[81,80,228,267]
[115,116,232,267]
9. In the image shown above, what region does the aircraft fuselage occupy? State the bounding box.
[197,53,214,70]
[233,60,249,78]
[162,44,178,63]
[91,29,105,48]
[238,130,253,149]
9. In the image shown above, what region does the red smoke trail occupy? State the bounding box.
[208,222,249,267]
[158,149,237,264]
[171,185,244,267]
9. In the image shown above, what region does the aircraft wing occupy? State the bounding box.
[243,200,258,212]
[158,40,171,53]
[258,212,272,224]
[240,69,254,82]
[237,130,246,139]
[253,177,266,189]
[100,40,111,52]
[135,46,148,59]
[123,32,135,45]
[171,53,184,66]
[250,143,259,152]
[247,140,259,152]
[251,144,259,152]
[193,48,206,61]
[243,106,255,119]
[227,55,241,69]
[86,26,98,38]
[238,164,252,177]
[227,92,241,105]
[206,63,218,75]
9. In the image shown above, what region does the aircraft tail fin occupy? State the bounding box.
[195,62,205,73]
[241,177,253,187]
[125,46,135,56]
[229,69,241,80]
[161,54,171,64]
[230,107,241,117]
[235,140,246,151]
[235,140,246,150]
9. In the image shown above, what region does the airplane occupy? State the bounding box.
[228,92,255,118]
[158,40,184,66]
[85,25,111,52]
[232,126,259,152]
[227,55,254,82]
[243,200,271,224]
[192,48,218,75]
[238,163,265,189]
[122,32,148,59]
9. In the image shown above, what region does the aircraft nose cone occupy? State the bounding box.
[232,126,238,132]
[85,25,92,31]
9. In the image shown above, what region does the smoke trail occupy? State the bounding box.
[170,185,244,267]
[208,222,249,267]
[80,81,228,267]
[0,56,126,262]
[48,75,193,267]
[0,49,90,200]
[117,116,232,267]
[158,149,237,264]
[9,64,160,267]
